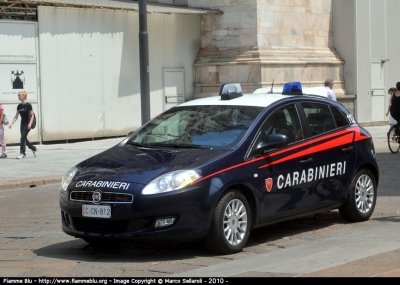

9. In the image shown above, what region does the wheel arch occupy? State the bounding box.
[343,163,379,199]
[221,183,259,230]
[356,163,379,186]
[338,164,378,222]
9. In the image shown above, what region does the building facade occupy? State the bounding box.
[153,0,354,115]
[155,0,400,126]
[0,1,213,143]
[332,0,398,126]
[0,0,396,144]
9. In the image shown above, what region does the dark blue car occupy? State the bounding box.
[59,82,379,254]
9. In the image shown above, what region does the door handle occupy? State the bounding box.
[300,158,313,165]
[341,146,353,153]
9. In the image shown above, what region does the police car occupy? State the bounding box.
[59,82,379,254]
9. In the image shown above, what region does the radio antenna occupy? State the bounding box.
[268,79,274,94]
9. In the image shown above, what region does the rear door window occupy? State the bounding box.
[330,106,349,128]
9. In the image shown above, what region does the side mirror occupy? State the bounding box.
[254,134,289,155]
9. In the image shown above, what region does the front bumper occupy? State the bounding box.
[59,182,219,243]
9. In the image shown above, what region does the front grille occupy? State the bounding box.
[73,218,130,234]
[70,191,133,203]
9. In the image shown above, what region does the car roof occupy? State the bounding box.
[178,93,292,108]
[178,85,329,108]
[253,86,328,97]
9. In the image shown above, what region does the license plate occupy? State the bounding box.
[82,204,111,218]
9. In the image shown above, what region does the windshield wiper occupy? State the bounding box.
[126,141,151,148]
[149,143,207,149]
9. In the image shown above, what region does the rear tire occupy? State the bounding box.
[205,189,251,255]
[339,169,377,222]
[387,125,400,153]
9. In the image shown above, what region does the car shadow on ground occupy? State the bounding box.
[33,211,348,262]
[372,215,400,223]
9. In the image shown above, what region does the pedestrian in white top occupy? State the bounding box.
[386,87,397,126]
[0,103,7,158]
[324,79,337,101]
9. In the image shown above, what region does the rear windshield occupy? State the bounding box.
[130,105,264,148]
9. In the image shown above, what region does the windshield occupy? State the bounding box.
[130,105,264,149]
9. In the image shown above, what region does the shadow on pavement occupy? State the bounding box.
[372,216,400,223]
[33,211,349,262]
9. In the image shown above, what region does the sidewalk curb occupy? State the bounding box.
[0,175,62,189]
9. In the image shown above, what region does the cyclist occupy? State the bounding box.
[390,82,400,134]
[386,87,397,126]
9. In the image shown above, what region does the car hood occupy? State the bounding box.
[71,144,231,187]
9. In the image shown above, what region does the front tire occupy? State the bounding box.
[339,169,377,222]
[205,189,251,254]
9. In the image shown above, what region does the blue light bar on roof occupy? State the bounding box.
[220,83,243,100]
[219,83,226,95]
[282,82,303,95]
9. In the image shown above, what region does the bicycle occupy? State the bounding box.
[387,123,400,153]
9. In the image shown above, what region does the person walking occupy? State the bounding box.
[8,91,38,159]
[386,87,397,126]
[0,103,7,158]
[324,79,337,101]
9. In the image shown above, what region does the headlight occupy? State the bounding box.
[142,170,202,195]
[61,166,78,191]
